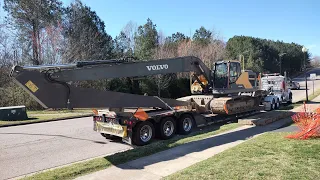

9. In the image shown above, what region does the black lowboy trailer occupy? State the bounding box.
[10,56,279,146]
[93,105,263,146]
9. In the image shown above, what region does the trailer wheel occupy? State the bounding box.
[132,121,155,146]
[177,114,194,135]
[159,117,176,140]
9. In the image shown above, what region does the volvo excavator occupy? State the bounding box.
[10,56,280,145]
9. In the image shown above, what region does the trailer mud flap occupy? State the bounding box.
[95,121,127,138]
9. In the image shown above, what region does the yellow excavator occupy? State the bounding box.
[10,56,275,145]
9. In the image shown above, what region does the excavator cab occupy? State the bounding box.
[213,60,241,88]
[190,60,242,94]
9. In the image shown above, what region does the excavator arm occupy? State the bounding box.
[9,56,212,109]
[49,56,211,82]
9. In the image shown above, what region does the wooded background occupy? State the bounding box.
[0,0,318,110]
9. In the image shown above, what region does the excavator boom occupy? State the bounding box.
[10,55,265,115]
[17,56,211,82]
[9,56,211,109]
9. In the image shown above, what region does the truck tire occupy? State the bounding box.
[271,99,276,110]
[288,93,293,104]
[177,114,194,135]
[275,98,280,109]
[159,117,176,140]
[132,121,155,146]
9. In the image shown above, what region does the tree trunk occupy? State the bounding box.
[32,20,39,65]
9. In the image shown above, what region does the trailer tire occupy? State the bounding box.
[159,117,176,140]
[132,121,155,146]
[177,114,194,135]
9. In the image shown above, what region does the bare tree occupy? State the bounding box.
[311,56,320,67]
[38,22,65,64]
[122,20,138,53]
[3,0,63,65]
[175,29,225,79]
[152,35,176,97]
[177,36,225,68]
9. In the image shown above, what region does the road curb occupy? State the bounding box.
[277,118,294,129]
[0,114,94,128]
[238,111,294,126]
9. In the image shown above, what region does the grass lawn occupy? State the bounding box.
[164,132,320,180]
[20,123,242,180]
[297,87,320,103]
[28,108,93,114]
[0,109,93,126]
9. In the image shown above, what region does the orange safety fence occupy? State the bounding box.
[286,103,320,140]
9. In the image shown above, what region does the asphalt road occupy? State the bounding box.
[0,118,132,180]
[290,67,320,103]
[1,67,320,180]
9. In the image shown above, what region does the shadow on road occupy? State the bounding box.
[105,119,288,171]
[295,100,319,105]
[0,132,109,144]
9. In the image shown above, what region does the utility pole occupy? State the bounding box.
[280,56,282,75]
[302,46,308,102]
[305,73,308,102]
[279,53,286,75]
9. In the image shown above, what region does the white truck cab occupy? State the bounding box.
[260,73,293,110]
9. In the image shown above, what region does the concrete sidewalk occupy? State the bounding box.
[75,118,292,180]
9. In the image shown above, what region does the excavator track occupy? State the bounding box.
[210,96,261,115]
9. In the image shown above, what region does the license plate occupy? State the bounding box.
[95,121,127,137]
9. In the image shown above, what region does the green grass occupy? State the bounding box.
[164,132,320,180]
[295,88,320,103]
[307,88,320,101]
[20,123,241,180]
[27,108,93,114]
[0,109,93,126]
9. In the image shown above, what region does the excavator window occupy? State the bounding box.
[213,61,241,88]
[214,62,228,88]
[229,62,241,83]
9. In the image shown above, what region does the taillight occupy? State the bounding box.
[123,119,133,126]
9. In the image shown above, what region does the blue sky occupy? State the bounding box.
[1,0,319,56]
